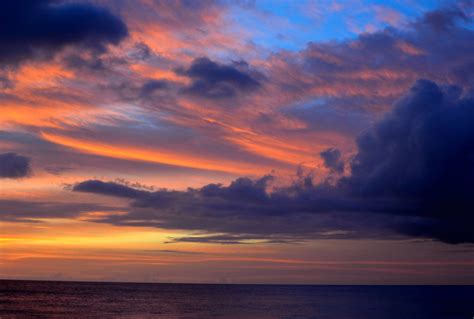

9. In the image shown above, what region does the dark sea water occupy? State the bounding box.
[0,280,473,319]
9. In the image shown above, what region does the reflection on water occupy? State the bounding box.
[0,280,473,318]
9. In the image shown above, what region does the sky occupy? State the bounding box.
[1,0,474,285]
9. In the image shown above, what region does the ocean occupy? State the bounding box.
[0,280,473,318]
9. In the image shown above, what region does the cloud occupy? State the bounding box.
[341,79,474,243]
[140,80,169,97]
[73,180,147,199]
[71,80,474,244]
[166,234,306,245]
[320,148,344,174]
[43,165,73,176]
[176,57,261,99]
[0,153,31,178]
[267,4,473,114]
[0,0,128,67]
[3,3,473,246]
[0,199,118,222]
[419,6,469,31]
[4,4,471,186]
[71,175,399,244]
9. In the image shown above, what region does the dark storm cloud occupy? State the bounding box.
[320,148,344,174]
[176,57,261,99]
[0,153,31,178]
[72,80,474,244]
[0,0,128,67]
[341,79,474,244]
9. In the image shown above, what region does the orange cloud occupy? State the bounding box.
[40,132,266,175]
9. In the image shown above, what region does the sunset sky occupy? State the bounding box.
[1,0,474,284]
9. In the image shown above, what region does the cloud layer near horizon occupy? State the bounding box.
[71,80,474,244]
